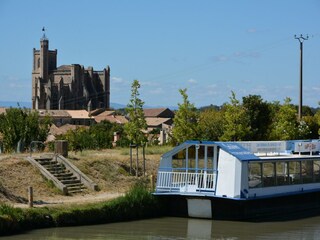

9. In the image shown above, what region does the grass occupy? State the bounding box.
[64,146,167,192]
[119,145,173,156]
[43,178,63,194]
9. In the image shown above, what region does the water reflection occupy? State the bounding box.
[3,216,320,239]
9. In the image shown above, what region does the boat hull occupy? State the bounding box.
[156,190,320,221]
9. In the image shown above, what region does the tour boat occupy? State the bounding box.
[154,140,320,220]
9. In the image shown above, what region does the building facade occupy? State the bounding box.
[32,35,110,111]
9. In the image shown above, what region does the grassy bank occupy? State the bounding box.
[0,182,166,236]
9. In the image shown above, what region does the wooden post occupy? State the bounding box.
[130,145,133,175]
[136,145,139,177]
[150,175,155,190]
[143,145,146,177]
[28,186,33,208]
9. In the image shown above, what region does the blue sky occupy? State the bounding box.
[0,0,319,108]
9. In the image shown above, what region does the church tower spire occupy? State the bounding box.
[40,27,49,80]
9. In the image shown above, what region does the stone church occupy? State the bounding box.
[32,33,110,111]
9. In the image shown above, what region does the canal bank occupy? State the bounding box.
[0,183,166,236]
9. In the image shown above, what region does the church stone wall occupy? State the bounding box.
[32,37,110,111]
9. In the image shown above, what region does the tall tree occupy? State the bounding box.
[172,88,199,144]
[302,115,319,139]
[220,91,251,141]
[198,108,224,141]
[124,80,147,145]
[124,80,147,176]
[270,97,299,140]
[242,95,272,140]
[312,107,320,137]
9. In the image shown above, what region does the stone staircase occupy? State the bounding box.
[35,156,86,194]
[27,154,98,195]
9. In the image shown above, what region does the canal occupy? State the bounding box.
[3,216,320,239]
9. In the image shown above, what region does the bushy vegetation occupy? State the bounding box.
[0,182,165,236]
[56,120,129,152]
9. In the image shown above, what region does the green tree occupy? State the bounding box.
[124,80,147,145]
[313,108,320,137]
[270,97,299,140]
[198,108,224,141]
[220,91,251,141]
[0,108,50,152]
[64,127,92,152]
[172,88,199,144]
[89,120,114,149]
[242,95,272,140]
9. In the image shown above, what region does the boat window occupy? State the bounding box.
[197,145,206,170]
[187,146,196,171]
[289,161,301,184]
[249,159,320,188]
[172,148,186,169]
[275,162,289,186]
[248,162,262,188]
[301,160,313,183]
[262,162,276,187]
[207,146,214,170]
[314,160,320,182]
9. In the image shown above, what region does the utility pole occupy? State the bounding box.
[294,34,308,120]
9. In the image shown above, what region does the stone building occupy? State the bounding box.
[32,33,110,111]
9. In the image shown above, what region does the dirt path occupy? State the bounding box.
[13,191,124,208]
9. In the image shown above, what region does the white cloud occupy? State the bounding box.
[233,51,260,59]
[212,55,229,62]
[188,78,197,84]
[311,86,320,91]
[111,77,126,84]
[141,81,158,87]
[246,28,257,33]
[149,87,163,94]
[9,83,25,88]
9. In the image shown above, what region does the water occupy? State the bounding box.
[3,216,320,240]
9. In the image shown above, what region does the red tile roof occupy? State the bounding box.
[95,114,128,124]
[143,108,174,118]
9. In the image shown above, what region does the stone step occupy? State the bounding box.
[67,185,82,190]
[36,160,55,165]
[48,169,69,175]
[57,175,77,180]
[45,165,66,171]
[66,182,84,187]
[35,157,53,161]
[53,172,73,177]
[61,179,81,184]
[55,174,75,179]
[67,185,86,193]
[37,160,58,165]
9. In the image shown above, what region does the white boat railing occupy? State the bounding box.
[156,171,217,194]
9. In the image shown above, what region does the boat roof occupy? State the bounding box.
[215,141,259,161]
[163,140,320,162]
[162,140,259,161]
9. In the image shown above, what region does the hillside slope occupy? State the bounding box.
[0,148,166,206]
